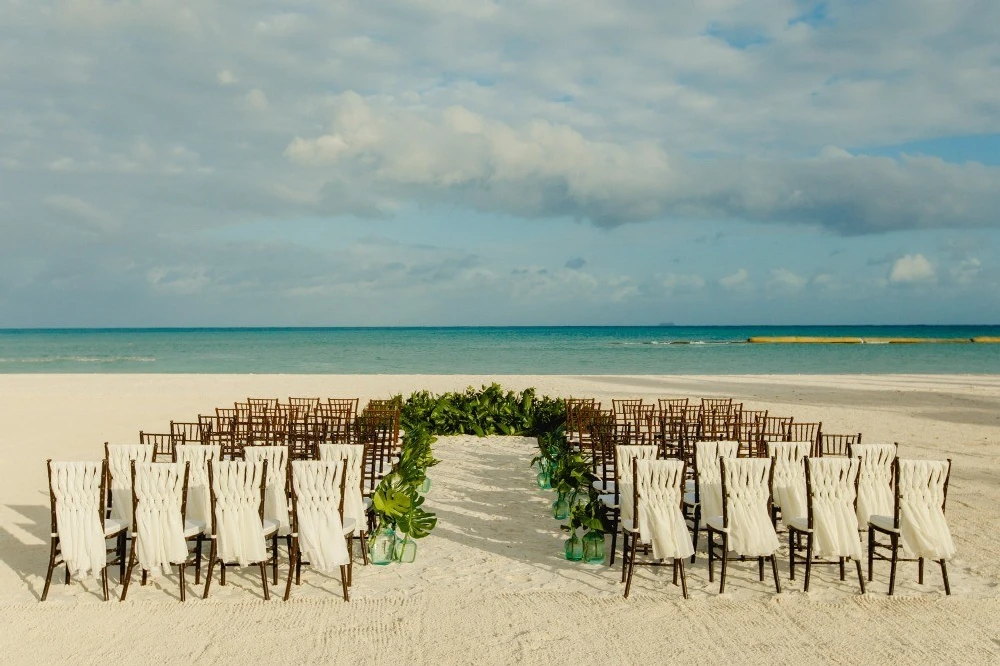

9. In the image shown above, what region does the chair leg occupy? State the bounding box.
[678,558,688,599]
[771,554,781,594]
[202,541,217,599]
[259,562,270,601]
[719,534,729,594]
[220,562,226,586]
[120,536,138,601]
[41,538,57,602]
[272,534,279,585]
[118,533,127,580]
[283,539,297,601]
[141,569,148,586]
[690,506,700,564]
[940,559,950,595]
[840,556,846,581]
[610,528,618,567]
[804,533,813,593]
[360,531,369,566]
[65,565,70,585]
[789,529,795,581]
[888,533,899,596]
[672,558,678,586]
[623,535,638,599]
[707,529,715,583]
[758,556,764,582]
[194,535,203,585]
[918,557,924,585]
[856,558,866,594]
[101,566,109,601]
[620,532,629,584]
[867,527,874,582]
[340,564,350,601]
[179,564,186,602]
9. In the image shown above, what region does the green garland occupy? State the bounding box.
[369,384,608,554]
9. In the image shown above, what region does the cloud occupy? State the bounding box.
[889,254,935,284]
[661,273,705,292]
[950,258,981,285]
[217,69,238,85]
[767,268,807,291]
[564,257,586,270]
[719,268,750,290]
[245,88,270,111]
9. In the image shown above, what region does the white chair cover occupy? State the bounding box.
[806,458,862,559]
[316,444,365,530]
[897,459,956,560]
[722,458,780,557]
[211,461,267,567]
[615,445,657,523]
[50,462,107,578]
[174,444,220,529]
[695,440,739,519]
[854,443,896,525]
[635,460,695,560]
[133,463,188,575]
[106,444,154,527]
[243,446,290,534]
[291,461,350,572]
[768,440,810,520]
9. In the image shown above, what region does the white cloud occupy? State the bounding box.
[767,268,807,291]
[662,273,705,292]
[245,88,270,111]
[889,254,935,284]
[950,257,981,284]
[719,268,750,290]
[217,69,237,85]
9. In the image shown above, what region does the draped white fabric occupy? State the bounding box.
[106,444,154,527]
[243,447,290,534]
[211,461,267,567]
[615,445,657,523]
[806,458,863,559]
[133,463,189,575]
[854,443,896,525]
[768,440,810,520]
[897,459,956,560]
[173,444,220,530]
[291,461,350,572]
[695,440,739,519]
[316,444,365,530]
[50,462,107,578]
[722,458,780,557]
[635,460,695,560]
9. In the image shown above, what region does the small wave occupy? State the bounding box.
[610,340,745,346]
[0,356,157,364]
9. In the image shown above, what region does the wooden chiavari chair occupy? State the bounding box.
[683,440,739,564]
[328,398,360,420]
[605,444,658,567]
[818,433,861,457]
[243,446,292,584]
[140,431,174,462]
[247,397,278,412]
[759,416,793,455]
[657,398,689,415]
[170,420,206,446]
[288,397,320,413]
[786,421,822,455]
[317,403,355,444]
[734,410,767,457]
[565,398,597,451]
[588,411,618,494]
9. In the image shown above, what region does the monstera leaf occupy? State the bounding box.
[372,480,413,519]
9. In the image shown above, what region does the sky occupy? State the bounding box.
[1,0,999,327]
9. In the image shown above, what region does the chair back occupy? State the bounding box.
[632,459,693,560]
[140,432,174,462]
[105,444,154,526]
[818,433,861,457]
[208,460,268,566]
[694,440,738,519]
[131,462,189,571]
[316,444,366,526]
[47,460,108,577]
[173,444,221,527]
[243,446,290,533]
[719,457,780,556]
[289,460,350,571]
[894,458,955,560]
[804,457,862,559]
[767,440,811,519]
[614,445,657,521]
[851,442,896,525]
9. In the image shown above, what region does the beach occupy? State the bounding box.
[1,374,998,664]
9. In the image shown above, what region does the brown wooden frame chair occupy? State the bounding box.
[139,431,174,462]
[818,433,861,457]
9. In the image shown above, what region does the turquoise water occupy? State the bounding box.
[0,327,999,374]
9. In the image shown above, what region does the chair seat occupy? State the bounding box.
[682,492,698,507]
[183,519,207,538]
[598,493,617,508]
[363,497,372,511]
[592,479,615,493]
[104,518,126,537]
[785,516,810,533]
[343,517,357,535]
[263,519,279,537]
[705,516,728,532]
[621,519,637,533]
[869,515,899,534]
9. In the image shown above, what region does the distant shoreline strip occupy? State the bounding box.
[747,336,1000,344]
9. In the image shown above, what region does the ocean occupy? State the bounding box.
[1,326,999,374]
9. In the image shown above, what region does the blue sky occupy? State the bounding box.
[1,0,999,326]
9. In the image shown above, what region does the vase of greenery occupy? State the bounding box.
[564,530,584,561]
[394,533,418,563]
[551,491,570,520]
[369,524,397,566]
[582,530,606,564]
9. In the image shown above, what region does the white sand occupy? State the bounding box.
[1,374,998,664]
